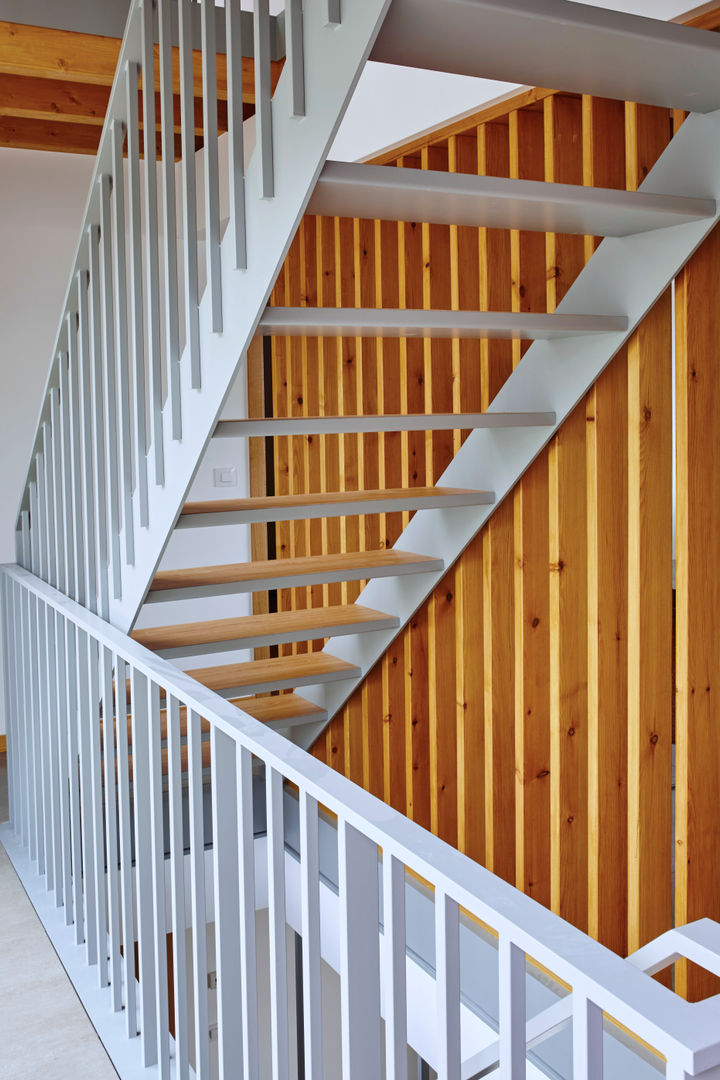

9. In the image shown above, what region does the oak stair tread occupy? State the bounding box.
[148,548,443,596]
[185,652,360,698]
[132,604,399,656]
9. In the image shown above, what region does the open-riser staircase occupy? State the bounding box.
[8,1,720,1077]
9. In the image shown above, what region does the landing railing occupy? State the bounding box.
[13,0,290,619]
[2,562,720,1079]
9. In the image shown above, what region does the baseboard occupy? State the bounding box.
[0,735,6,753]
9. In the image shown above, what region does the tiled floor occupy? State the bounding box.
[0,752,118,1079]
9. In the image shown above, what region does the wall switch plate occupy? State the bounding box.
[213,466,238,488]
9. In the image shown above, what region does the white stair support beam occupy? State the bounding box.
[259,307,628,339]
[339,820,382,1079]
[211,727,244,1080]
[286,0,305,118]
[310,161,715,237]
[267,766,290,1080]
[383,854,407,1080]
[296,104,720,758]
[110,120,136,568]
[114,655,138,1036]
[159,0,182,440]
[178,0,202,388]
[201,0,223,334]
[372,0,720,114]
[108,0,395,629]
[300,791,323,1079]
[148,680,170,1078]
[141,0,165,487]
[254,0,274,199]
[125,61,150,528]
[176,491,494,529]
[237,743,260,1080]
[153,611,400,660]
[188,709,211,1079]
[167,696,190,1079]
[226,0,248,269]
[98,175,123,602]
[436,890,462,1080]
[216,412,556,437]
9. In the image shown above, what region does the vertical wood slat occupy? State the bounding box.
[675,224,720,1002]
[254,0,273,199]
[300,790,323,1079]
[211,727,243,1079]
[226,0,248,268]
[201,0,223,332]
[141,0,165,486]
[178,0,201,388]
[158,0,181,439]
[125,61,149,527]
[110,119,136,568]
[338,820,382,1080]
[167,697,189,1077]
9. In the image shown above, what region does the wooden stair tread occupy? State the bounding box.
[182,487,485,515]
[186,652,358,694]
[149,548,440,593]
[133,604,397,652]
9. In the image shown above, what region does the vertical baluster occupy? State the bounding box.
[435,890,461,1080]
[141,0,166,486]
[338,819,382,1079]
[42,426,57,588]
[237,743,259,1079]
[77,269,98,614]
[87,634,109,987]
[326,0,341,25]
[226,0,247,268]
[100,646,122,1009]
[286,0,305,118]
[36,450,56,891]
[131,666,158,1065]
[573,995,604,1080]
[99,175,123,600]
[55,606,73,925]
[59,351,77,600]
[77,627,98,965]
[383,853,407,1080]
[212,727,243,1078]
[18,573,33,851]
[300,790,323,1078]
[188,709,210,1078]
[111,120,136,564]
[66,619,84,945]
[267,766,290,1080]
[67,308,87,607]
[178,0,201,389]
[147,681,170,1076]
[27,483,44,872]
[254,0,274,199]
[126,62,150,527]
[88,224,111,620]
[35,451,48,583]
[167,697,189,1078]
[201,0,223,331]
[1,578,16,830]
[42,567,62,902]
[49,389,66,594]
[499,938,527,1079]
[115,656,137,1037]
[158,0,182,438]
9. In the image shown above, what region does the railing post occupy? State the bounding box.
[177,0,201,389]
[158,0,181,439]
[435,889,461,1080]
[226,0,248,269]
[188,709,210,1078]
[267,765,290,1080]
[572,994,604,1080]
[167,696,189,1077]
[499,937,527,1078]
[338,818,382,1079]
[254,0,275,199]
[300,790,323,1078]
[201,0,223,332]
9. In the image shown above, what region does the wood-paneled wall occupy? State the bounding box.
[249,66,720,987]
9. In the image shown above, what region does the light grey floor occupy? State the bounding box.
[0,753,118,1079]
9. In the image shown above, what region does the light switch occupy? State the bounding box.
[213,466,238,488]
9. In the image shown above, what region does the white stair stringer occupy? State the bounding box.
[108,0,394,633]
[293,102,720,750]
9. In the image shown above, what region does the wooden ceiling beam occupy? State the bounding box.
[0,21,283,102]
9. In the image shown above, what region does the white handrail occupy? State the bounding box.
[3,561,720,1078]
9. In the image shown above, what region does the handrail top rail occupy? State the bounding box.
[4,560,720,1073]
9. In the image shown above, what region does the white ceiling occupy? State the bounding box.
[331,0,697,161]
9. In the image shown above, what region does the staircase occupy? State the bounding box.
[8,1,720,1077]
